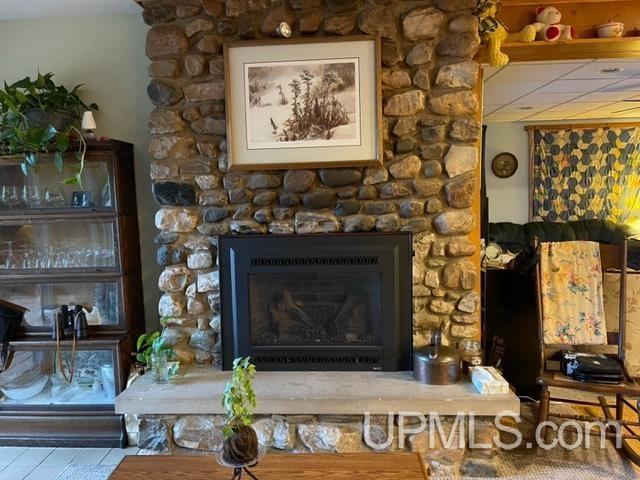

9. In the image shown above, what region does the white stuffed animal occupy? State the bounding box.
[531,6,575,42]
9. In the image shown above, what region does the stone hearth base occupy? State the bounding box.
[117,369,519,475]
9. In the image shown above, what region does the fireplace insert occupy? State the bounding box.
[218,233,412,371]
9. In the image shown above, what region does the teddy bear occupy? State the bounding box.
[476,0,537,67]
[531,6,576,42]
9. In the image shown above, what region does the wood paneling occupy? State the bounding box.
[476,37,640,64]
[498,1,640,39]
[110,453,429,480]
[502,0,632,5]
[472,70,484,341]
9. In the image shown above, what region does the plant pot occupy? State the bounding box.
[222,425,259,465]
[24,109,75,132]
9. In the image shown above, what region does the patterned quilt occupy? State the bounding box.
[540,241,607,345]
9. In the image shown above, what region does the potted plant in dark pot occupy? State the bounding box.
[0,72,98,186]
[221,357,259,466]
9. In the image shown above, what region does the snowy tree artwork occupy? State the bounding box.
[243,58,361,149]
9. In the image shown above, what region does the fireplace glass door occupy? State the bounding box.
[249,272,382,346]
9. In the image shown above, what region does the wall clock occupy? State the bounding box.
[491,152,518,178]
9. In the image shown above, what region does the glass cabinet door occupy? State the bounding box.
[0,281,122,331]
[0,153,114,212]
[0,220,118,272]
[0,348,118,407]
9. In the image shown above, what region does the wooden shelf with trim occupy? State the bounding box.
[502,0,631,4]
[476,37,640,64]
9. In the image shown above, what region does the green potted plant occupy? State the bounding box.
[135,331,180,384]
[221,356,259,465]
[0,72,98,186]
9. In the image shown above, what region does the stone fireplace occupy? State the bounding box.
[146,0,482,367]
[218,233,412,370]
[124,2,514,472]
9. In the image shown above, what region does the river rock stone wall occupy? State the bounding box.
[130,412,500,476]
[143,0,482,365]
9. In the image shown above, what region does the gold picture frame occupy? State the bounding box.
[223,35,382,171]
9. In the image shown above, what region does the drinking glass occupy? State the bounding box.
[81,248,96,267]
[54,248,69,269]
[0,186,19,208]
[39,245,54,269]
[21,247,37,269]
[97,248,115,267]
[44,188,65,207]
[0,241,17,269]
[22,185,41,208]
[151,351,170,384]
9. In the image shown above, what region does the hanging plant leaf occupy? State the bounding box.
[24,151,37,167]
[56,133,69,152]
[42,124,57,142]
[25,126,45,145]
[20,162,29,176]
[53,151,64,173]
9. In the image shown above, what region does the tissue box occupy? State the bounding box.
[470,366,510,395]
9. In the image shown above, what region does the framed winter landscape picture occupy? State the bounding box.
[224,36,382,171]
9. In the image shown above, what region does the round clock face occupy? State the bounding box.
[491,152,518,178]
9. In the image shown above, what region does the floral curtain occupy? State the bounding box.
[530,126,640,232]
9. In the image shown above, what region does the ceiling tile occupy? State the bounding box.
[560,62,640,80]
[545,102,612,113]
[495,104,555,114]
[513,92,583,105]
[599,79,640,92]
[595,58,640,64]
[598,102,640,115]
[483,104,505,115]
[483,112,527,122]
[483,66,503,81]
[538,79,621,94]
[487,62,587,83]
[518,114,566,122]
[510,60,587,66]
[573,91,640,102]
[483,81,547,104]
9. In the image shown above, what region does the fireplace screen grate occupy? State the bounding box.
[249,256,379,267]
[252,352,383,368]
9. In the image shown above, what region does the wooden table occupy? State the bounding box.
[109,453,428,479]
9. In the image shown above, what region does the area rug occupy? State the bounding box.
[433,402,639,480]
[54,464,116,480]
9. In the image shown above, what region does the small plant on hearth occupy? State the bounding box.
[135,331,180,382]
[221,356,259,464]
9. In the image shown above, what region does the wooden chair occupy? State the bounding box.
[534,238,640,463]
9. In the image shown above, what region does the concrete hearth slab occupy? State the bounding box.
[116,368,519,416]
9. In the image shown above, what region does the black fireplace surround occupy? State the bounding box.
[219,233,412,371]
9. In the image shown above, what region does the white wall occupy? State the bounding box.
[484,122,530,224]
[0,14,160,331]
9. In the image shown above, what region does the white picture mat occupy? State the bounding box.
[227,39,378,168]
[243,57,361,149]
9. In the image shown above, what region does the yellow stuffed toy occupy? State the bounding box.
[477,0,536,67]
